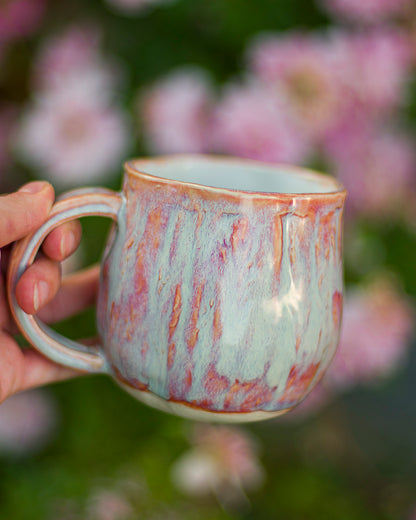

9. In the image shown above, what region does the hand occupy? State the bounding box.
[0,181,99,403]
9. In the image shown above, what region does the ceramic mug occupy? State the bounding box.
[8,155,346,422]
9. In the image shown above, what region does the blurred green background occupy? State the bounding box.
[0,1,415,519]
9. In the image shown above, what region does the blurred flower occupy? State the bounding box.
[213,82,310,163]
[86,489,133,520]
[247,33,347,139]
[33,26,120,97]
[325,123,416,218]
[105,0,174,15]
[0,389,58,456]
[141,68,214,154]
[16,83,129,186]
[319,0,413,24]
[171,425,264,506]
[329,29,414,117]
[247,29,413,142]
[326,280,414,389]
[0,0,46,43]
[15,27,129,187]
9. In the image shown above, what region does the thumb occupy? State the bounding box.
[0,181,55,248]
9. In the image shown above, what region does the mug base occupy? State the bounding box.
[117,381,289,423]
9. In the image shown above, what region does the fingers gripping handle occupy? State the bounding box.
[7,188,123,373]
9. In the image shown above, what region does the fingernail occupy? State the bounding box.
[19,181,50,195]
[33,280,49,312]
[60,230,76,258]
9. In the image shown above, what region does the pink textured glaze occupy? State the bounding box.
[96,155,346,419]
[8,155,346,422]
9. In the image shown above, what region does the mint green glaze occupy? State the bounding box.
[97,156,345,415]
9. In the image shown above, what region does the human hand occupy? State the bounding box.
[0,181,99,403]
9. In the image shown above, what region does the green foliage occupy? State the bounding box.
[1,1,415,519]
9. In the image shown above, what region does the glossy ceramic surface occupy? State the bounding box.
[9,155,346,422]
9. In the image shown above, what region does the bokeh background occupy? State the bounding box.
[1,1,416,519]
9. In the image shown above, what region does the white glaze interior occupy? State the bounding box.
[130,156,342,194]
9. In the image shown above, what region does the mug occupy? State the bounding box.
[8,155,346,422]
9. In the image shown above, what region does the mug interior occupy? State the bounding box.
[128,156,343,195]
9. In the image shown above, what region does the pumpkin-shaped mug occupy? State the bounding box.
[8,155,346,422]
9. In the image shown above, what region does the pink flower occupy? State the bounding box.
[33,26,120,98]
[0,389,58,456]
[326,280,414,389]
[247,33,348,139]
[105,0,174,15]
[324,122,416,218]
[15,27,129,187]
[330,29,414,117]
[0,0,46,43]
[319,0,413,24]
[86,489,133,520]
[171,425,264,505]
[247,29,413,140]
[141,68,214,154]
[213,82,310,163]
[16,81,129,187]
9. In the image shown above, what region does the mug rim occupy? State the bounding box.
[124,154,347,200]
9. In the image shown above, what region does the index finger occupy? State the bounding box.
[0,182,54,248]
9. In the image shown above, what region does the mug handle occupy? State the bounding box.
[7,187,123,374]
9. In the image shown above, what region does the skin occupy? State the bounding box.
[0,181,99,403]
